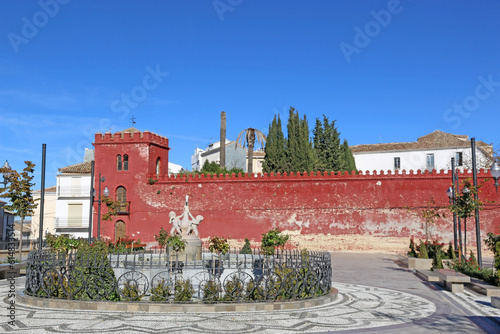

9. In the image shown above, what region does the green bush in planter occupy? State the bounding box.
[417,241,429,259]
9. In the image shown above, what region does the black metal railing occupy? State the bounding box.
[0,239,47,251]
[116,201,130,215]
[25,247,332,303]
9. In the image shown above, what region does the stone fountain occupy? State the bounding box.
[168,195,203,261]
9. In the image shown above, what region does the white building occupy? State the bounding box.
[351,131,493,174]
[31,186,57,239]
[54,161,92,238]
[0,200,15,242]
[168,162,184,175]
[191,139,265,173]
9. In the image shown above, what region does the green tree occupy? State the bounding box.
[263,115,287,173]
[312,115,342,172]
[220,111,226,170]
[449,179,483,257]
[199,160,243,175]
[236,127,266,174]
[341,139,357,172]
[286,107,314,172]
[0,161,38,259]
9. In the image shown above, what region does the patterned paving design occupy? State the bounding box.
[1,280,437,333]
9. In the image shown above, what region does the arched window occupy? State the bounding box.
[123,154,129,171]
[156,157,161,175]
[116,186,126,202]
[115,220,126,242]
[116,186,127,214]
[117,155,122,171]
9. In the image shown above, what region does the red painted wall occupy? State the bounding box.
[94,132,500,253]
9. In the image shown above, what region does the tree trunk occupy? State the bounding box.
[220,111,226,170]
[464,217,467,257]
[247,131,255,174]
[18,218,24,261]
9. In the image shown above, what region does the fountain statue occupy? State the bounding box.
[168,195,203,260]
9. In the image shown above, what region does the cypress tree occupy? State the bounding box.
[341,139,357,173]
[298,114,315,172]
[313,118,326,171]
[286,107,301,171]
[312,115,342,172]
[286,107,314,173]
[263,115,286,173]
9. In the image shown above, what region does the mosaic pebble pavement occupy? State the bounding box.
[2,277,500,333]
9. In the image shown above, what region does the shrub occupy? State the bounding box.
[202,279,221,301]
[208,236,230,255]
[154,226,169,248]
[150,278,171,302]
[407,237,417,257]
[469,251,477,266]
[417,240,429,259]
[485,231,500,272]
[174,279,193,302]
[495,242,500,272]
[240,238,252,254]
[166,234,187,253]
[261,228,289,255]
[121,281,142,301]
[451,258,499,287]
[447,242,457,260]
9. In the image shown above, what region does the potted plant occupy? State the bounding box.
[405,238,434,270]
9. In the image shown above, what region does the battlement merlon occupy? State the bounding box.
[94,130,169,147]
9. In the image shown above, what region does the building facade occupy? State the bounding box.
[93,127,170,242]
[92,128,499,253]
[0,200,15,242]
[351,131,493,174]
[54,161,92,238]
[31,186,57,239]
[191,140,264,173]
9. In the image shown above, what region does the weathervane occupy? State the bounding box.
[130,115,136,126]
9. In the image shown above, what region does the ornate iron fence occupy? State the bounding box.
[25,248,332,303]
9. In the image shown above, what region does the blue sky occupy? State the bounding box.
[1,0,499,188]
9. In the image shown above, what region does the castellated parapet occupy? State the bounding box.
[150,168,493,183]
[94,130,169,147]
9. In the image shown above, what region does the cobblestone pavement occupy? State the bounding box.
[1,253,499,333]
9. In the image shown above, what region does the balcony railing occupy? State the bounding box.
[57,188,91,198]
[116,201,130,215]
[55,217,90,228]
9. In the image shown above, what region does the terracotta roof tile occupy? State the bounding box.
[351,130,491,154]
[58,161,92,174]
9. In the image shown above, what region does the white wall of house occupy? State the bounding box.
[191,140,265,173]
[353,147,491,174]
[31,189,57,239]
[55,173,92,238]
[168,162,183,175]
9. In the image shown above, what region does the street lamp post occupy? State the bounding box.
[450,158,458,251]
[1,160,11,188]
[470,138,482,268]
[447,186,458,251]
[463,186,470,257]
[491,162,500,193]
[94,173,109,241]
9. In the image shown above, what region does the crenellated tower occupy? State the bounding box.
[92,127,170,241]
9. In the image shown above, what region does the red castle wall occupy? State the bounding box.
[93,132,500,254]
